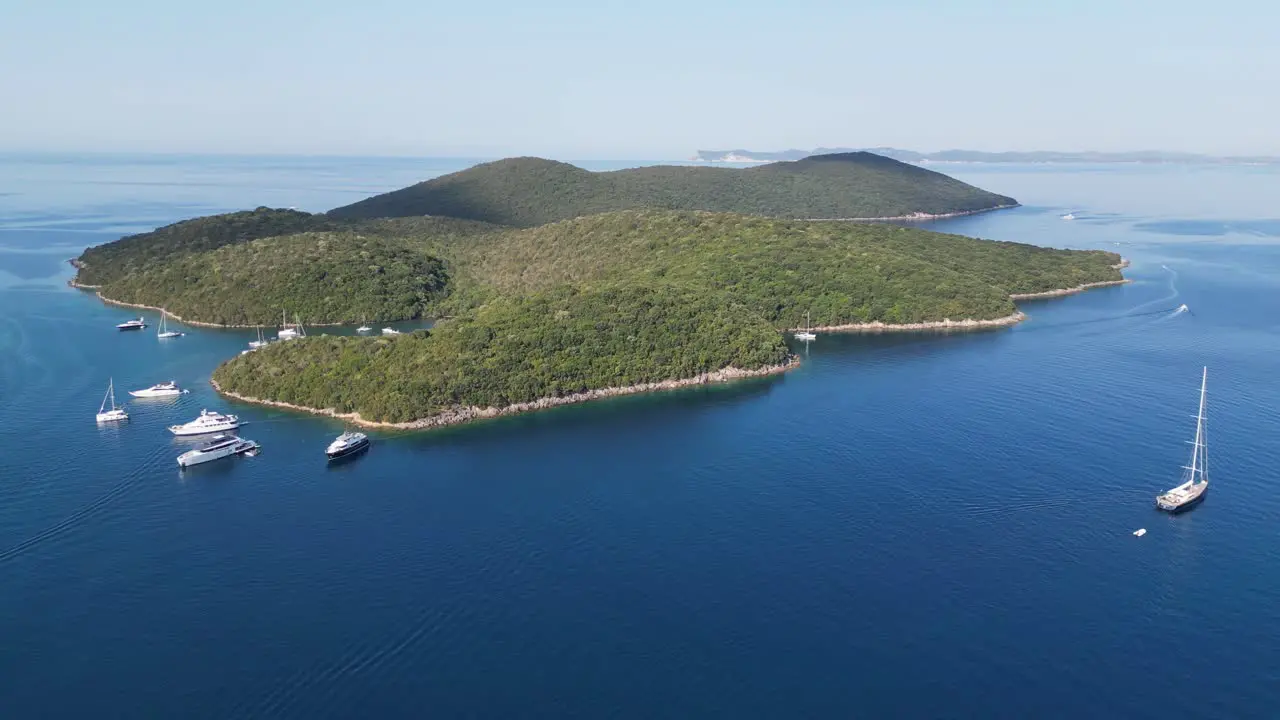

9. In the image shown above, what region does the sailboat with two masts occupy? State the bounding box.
[1157,367,1210,513]
[95,378,129,423]
[795,311,817,341]
[248,325,269,350]
[277,309,302,340]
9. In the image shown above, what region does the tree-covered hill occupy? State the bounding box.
[212,284,792,423]
[325,153,1017,227]
[92,232,448,326]
[75,207,333,286]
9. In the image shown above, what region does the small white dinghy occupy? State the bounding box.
[1133,528,1147,537]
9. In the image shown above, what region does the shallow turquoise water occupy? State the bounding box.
[2,157,1279,718]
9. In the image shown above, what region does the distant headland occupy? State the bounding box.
[693,148,1280,165]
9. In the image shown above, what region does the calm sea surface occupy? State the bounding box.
[2,156,1279,718]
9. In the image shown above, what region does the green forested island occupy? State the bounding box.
[74,156,1125,427]
[326,153,1016,227]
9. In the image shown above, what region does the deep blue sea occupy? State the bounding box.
[3,155,1280,718]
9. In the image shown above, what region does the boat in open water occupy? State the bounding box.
[156,314,184,338]
[177,434,260,468]
[169,409,241,436]
[326,431,370,460]
[116,317,147,331]
[95,378,129,423]
[1157,367,1210,513]
[129,381,187,398]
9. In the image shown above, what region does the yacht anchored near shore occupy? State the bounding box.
[177,434,260,468]
[156,314,184,338]
[116,317,147,331]
[326,431,370,460]
[169,409,241,436]
[129,381,187,398]
[1157,367,1210,513]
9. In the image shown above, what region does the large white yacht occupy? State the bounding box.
[129,381,187,398]
[116,317,147,331]
[326,431,371,460]
[177,434,260,468]
[1157,367,1210,513]
[169,409,241,436]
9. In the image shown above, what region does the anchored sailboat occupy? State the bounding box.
[795,311,817,341]
[95,378,129,423]
[157,314,184,338]
[1157,367,1210,513]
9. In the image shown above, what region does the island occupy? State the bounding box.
[71,158,1128,430]
[325,152,1017,226]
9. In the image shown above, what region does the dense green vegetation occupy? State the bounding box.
[326,153,1017,227]
[76,207,332,286]
[94,232,448,326]
[412,210,1122,328]
[74,158,1126,424]
[212,284,791,423]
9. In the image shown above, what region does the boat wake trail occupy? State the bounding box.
[241,605,448,718]
[1017,306,1179,333]
[0,444,168,565]
[1125,264,1179,316]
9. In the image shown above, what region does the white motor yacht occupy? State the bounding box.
[116,317,147,331]
[169,409,241,436]
[326,431,371,460]
[129,381,187,398]
[177,434,260,468]
[381,327,401,336]
[95,378,129,423]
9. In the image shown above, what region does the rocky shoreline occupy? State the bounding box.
[211,357,801,431]
[802,311,1027,334]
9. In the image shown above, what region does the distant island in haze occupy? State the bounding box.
[72,153,1126,430]
[694,148,1280,165]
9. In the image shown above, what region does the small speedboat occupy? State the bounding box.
[381,327,401,336]
[169,409,240,436]
[116,317,147,331]
[326,431,371,460]
[95,378,129,423]
[1060,212,1076,220]
[129,381,187,398]
[177,434,260,468]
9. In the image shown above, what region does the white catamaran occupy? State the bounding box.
[1157,367,1210,513]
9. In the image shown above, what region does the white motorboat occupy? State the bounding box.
[326,431,370,460]
[95,378,129,423]
[381,327,401,336]
[157,314,184,338]
[129,381,187,398]
[795,311,817,341]
[1060,212,1076,220]
[1156,367,1210,513]
[169,409,241,436]
[116,317,147,331]
[177,434,260,468]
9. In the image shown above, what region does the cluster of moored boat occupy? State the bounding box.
[103,311,375,468]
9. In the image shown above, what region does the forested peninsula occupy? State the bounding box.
[73,154,1126,428]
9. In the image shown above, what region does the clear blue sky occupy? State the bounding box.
[3,0,1274,158]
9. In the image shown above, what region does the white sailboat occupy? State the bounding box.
[795,311,817,341]
[357,316,372,333]
[248,326,269,350]
[95,378,129,423]
[277,309,299,340]
[1157,367,1210,513]
[157,314,184,338]
[381,327,401,336]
